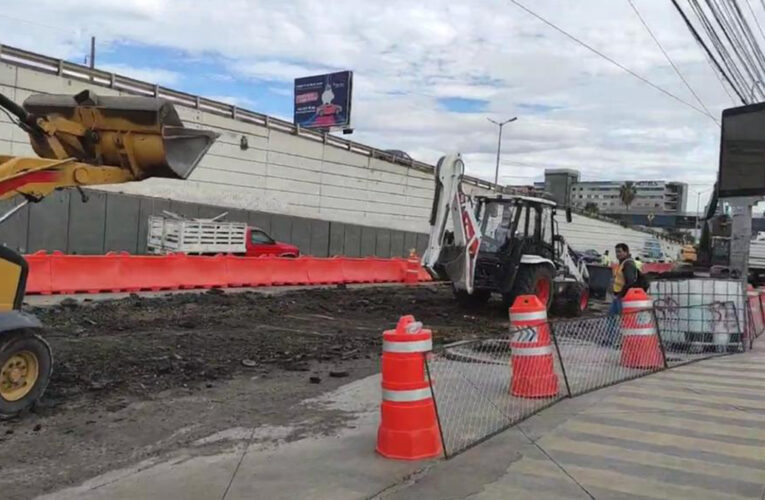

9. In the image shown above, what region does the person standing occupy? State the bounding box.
[601,250,612,266]
[605,243,638,346]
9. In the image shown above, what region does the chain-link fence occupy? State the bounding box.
[549,310,664,397]
[426,326,565,457]
[426,288,750,458]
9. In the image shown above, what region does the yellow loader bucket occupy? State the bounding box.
[22,90,217,180]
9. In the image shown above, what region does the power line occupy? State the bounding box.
[626,0,717,122]
[671,0,748,103]
[506,0,719,123]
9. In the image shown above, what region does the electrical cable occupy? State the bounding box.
[673,0,748,103]
[626,0,717,122]
[506,0,719,122]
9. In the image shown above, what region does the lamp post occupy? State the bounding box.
[487,116,517,187]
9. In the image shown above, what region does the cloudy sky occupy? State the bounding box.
[1,0,742,212]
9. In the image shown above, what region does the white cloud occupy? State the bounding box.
[1,0,745,212]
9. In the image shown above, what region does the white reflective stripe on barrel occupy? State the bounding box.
[623,300,653,310]
[622,327,656,336]
[383,339,432,353]
[382,387,432,402]
[512,344,553,356]
[511,311,547,322]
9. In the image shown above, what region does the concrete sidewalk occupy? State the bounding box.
[39,345,765,500]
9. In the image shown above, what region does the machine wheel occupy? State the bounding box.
[453,287,491,309]
[562,283,589,317]
[0,330,52,418]
[507,264,554,310]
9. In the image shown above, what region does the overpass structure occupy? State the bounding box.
[0,45,682,258]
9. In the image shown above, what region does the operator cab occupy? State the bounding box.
[473,195,558,292]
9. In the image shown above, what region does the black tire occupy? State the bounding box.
[562,283,589,317]
[453,287,491,309]
[506,264,555,310]
[0,330,52,418]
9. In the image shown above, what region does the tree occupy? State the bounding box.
[583,202,599,214]
[619,181,637,211]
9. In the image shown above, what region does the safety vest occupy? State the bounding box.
[613,258,634,293]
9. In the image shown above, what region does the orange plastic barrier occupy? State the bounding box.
[49,251,122,293]
[22,253,436,295]
[306,257,345,284]
[24,251,52,295]
[371,258,407,283]
[225,255,272,287]
[269,256,311,286]
[340,258,376,284]
[120,253,186,291]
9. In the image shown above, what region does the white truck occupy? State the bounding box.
[146,212,300,257]
[147,212,248,255]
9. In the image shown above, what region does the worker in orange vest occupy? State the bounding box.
[604,243,639,346]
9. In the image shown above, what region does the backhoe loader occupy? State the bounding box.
[422,153,590,314]
[0,89,217,417]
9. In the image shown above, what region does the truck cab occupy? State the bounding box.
[246,227,299,257]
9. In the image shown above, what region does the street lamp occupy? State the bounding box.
[487,116,517,187]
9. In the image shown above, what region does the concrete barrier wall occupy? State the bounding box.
[0,47,682,259]
[0,190,428,258]
[0,61,491,234]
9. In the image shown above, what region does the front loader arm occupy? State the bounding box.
[0,156,134,201]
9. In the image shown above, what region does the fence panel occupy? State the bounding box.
[426,326,565,457]
[654,302,743,365]
[551,311,664,396]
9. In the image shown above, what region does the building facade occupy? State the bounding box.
[536,169,687,215]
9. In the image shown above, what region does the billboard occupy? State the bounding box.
[293,71,353,130]
[719,103,765,198]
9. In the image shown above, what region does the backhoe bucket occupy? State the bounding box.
[22,90,217,180]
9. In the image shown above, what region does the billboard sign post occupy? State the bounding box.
[294,71,353,132]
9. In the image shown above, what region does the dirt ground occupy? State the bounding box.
[0,284,539,500]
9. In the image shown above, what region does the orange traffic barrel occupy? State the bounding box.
[620,288,663,368]
[404,250,420,284]
[509,295,558,398]
[376,315,442,460]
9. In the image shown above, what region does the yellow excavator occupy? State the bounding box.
[0,89,217,417]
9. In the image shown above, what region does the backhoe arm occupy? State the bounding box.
[422,153,482,293]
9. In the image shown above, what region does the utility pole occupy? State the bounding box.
[89,36,95,68]
[750,80,764,103]
[487,116,517,187]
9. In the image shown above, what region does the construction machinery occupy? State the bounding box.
[0,89,217,417]
[422,153,589,314]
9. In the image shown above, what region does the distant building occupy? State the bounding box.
[534,169,687,215]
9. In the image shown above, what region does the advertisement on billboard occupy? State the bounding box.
[293,71,353,130]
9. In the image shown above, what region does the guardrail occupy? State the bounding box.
[24,252,431,295]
